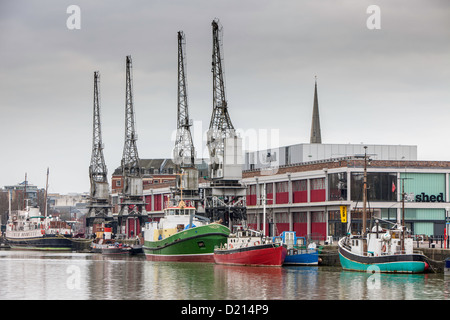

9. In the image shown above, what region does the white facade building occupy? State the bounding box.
[244,143,417,171]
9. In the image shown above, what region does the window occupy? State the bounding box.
[293,212,307,223]
[328,173,347,200]
[277,212,289,223]
[351,172,397,201]
[292,180,307,192]
[197,241,205,248]
[312,212,326,223]
[276,181,288,193]
[311,178,325,190]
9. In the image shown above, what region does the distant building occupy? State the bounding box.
[4,181,44,207]
[111,158,209,193]
[111,159,178,193]
[47,193,89,217]
[110,158,208,214]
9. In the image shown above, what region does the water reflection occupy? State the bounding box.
[0,250,447,300]
[339,271,446,300]
[213,265,285,299]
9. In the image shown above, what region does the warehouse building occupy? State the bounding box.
[242,157,450,242]
[112,80,450,241]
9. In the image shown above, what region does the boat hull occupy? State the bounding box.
[101,247,131,255]
[284,250,319,266]
[6,234,73,251]
[214,243,287,267]
[338,238,428,273]
[143,224,230,262]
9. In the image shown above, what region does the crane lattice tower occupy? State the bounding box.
[118,56,146,238]
[173,31,199,200]
[205,19,246,227]
[86,71,112,233]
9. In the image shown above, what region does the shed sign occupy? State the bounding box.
[414,192,444,202]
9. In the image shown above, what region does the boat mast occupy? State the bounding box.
[263,183,266,237]
[8,190,11,218]
[44,167,49,217]
[23,172,27,210]
[362,146,368,239]
[401,178,405,253]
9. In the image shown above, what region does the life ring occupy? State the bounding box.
[254,241,260,246]
[382,244,386,252]
[229,244,233,249]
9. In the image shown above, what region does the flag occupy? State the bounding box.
[392,182,396,193]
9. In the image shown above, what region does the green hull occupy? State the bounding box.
[143,224,230,262]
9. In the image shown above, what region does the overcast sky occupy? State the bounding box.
[0,0,449,194]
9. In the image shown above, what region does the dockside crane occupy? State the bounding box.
[205,19,246,227]
[118,55,146,239]
[172,31,199,203]
[86,71,113,236]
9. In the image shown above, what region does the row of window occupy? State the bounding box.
[113,178,175,188]
[247,172,447,203]
[247,209,446,237]
[247,211,327,224]
[246,178,327,205]
[247,178,325,195]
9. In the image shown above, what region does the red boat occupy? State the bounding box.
[213,228,287,267]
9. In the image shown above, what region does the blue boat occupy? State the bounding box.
[273,231,320,266]
[445,258,450,276]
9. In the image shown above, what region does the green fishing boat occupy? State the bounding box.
[143,200,230,262]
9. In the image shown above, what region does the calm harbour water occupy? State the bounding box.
[0,250,448,300]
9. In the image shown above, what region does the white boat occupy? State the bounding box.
[5,170,73,251]
[6,204,73,251]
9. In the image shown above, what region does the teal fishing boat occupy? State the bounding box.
[337,147,429,274]
[338,226,428,273]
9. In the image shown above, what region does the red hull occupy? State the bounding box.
[145,253,215,263]
[214,244,287,266]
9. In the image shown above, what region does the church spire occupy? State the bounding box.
[310,76,322,144]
